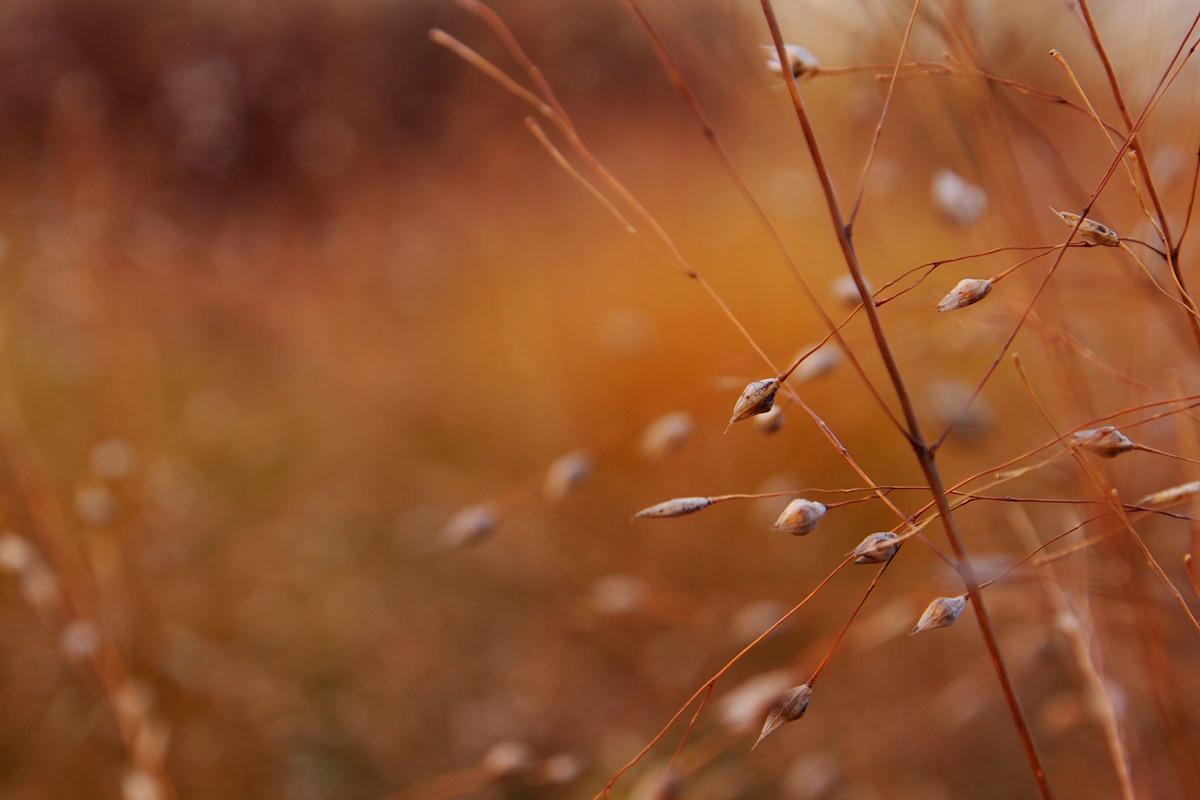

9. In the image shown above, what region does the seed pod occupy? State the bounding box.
[537,753,585,785]
[481,740,535,781]
[851,532,899,564]
[634,497,712,519]
[0,533,35,574]
[543,450,592,501]
[754,684,812,748]
[1051,207,1119,246]
[912,595,967,634]
[438,503,500,549]
[1071,427,1134,458]
[773,499,827,536]
[792,343,842,383]
[590,573,649,616]
[763,44,819,80]
[728,379,781,429]
[937,278,992,312]
[754,405,785,434]
[719,669,795,734]
[932,168,987,226]
[1136,480,1200,507]
[640,411,694,461]
[829,274,873,307]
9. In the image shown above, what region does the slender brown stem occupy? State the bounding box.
[617,0,905,434]
[592,557,852,800]
[1077,0,1200,353]
[808,560,891,686]
[846,0,922,232]
[759,4,1054,797]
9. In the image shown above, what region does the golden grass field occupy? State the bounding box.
[0,0,1197,799]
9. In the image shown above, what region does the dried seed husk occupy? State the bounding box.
[937,278,992,312]
[932,169,987,226]
[1136,480,1200,507]
[773,499,827,536]
[912,595,967,634]
[640,411,694,461]
[754,405,785,434]
[728,379,781,429]
[753,684,812,748]
[1070,427,1134,458]
[481,740,535,781]
[829,274,873,307]
[763,44,819,79]
[634,497,712,519]
[543,450,593,501]
[792,343,842,383]
[1051,207,1119,246]
[851,532,899,564]
[439,503,500,549]
[719,669,795,734]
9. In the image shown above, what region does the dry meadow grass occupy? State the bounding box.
[0,1,1197,799]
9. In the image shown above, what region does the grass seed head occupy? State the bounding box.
[640,411,694,460]
[0,533,36,574]
[763,44,819,79]
[932,168,987,226]
[481,740,535,781]
[912,595,968,634]
[852,531,899,564]
[754,684,812,748]
[829,274,872,307]
[634,496,712,519]
[438,503,500,549]
[937,278,992,312]
[719,669,795,734]
[1071,427,1134,458]
[793,343,843,383]
[543,450,593,501]
[728,379,781,429]
[754,405,785,434]
[1051,207,1119,246]
[773,499,827,536]
[1136,480,1200,507]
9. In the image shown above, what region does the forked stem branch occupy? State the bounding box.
[759,2,1054,798]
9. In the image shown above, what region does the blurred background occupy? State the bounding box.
[0,0,1198,799]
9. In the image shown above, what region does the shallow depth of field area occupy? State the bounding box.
[0,1,1197,799]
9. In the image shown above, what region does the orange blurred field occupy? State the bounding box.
[0,1,1198,799]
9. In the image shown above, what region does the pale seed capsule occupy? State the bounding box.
[754,405,785,434]
[728,379,781,429]
[1071,427,1134,458]
[763,44,819,80]
[634,497,712,519]
[640,411,694,461]
[0,533,35,574]
[1051,207,1119,246]
[773,499,827,536]
[851,532,899,564]
[438,503,500,549]
[932,168,987,226]
[829,274,873,307]
[754,684,812,748]
[719,669,794,734]
[1136,480,1200,507]
[793,343,842,383]
[912,595,967,634]
[538,753,585,785]
[481,740,535,781]
[543,450,592,501]
[60,618,101,659]
[937,278,992,312]
[590,573,649,616]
